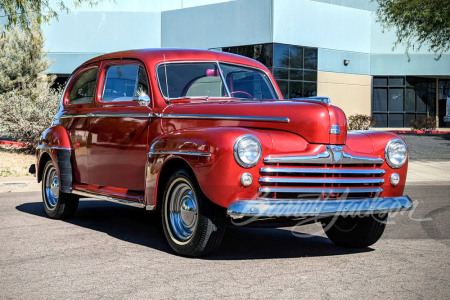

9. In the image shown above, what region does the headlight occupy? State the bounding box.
[385,138,407,168]
[234,135,262,168]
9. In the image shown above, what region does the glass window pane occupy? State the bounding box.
[220,63,279,99]
[289,69,303,81]
[373,113,387,127]
[289,81,303,98]
[289,45,303,69]
[276,80,288,99]
[405,114,416,127]
[68,67,98,104]
[158,62,223,98]
[373,77,387,86]
[373,88,387,111]
[405,88,415,112]
[388,114,403,127]
[304,47,318,70]
[304,70,317,82]
[254,44,273,68]
[388,88,404,111]
[303,82,317,97]
[389,77,404,86]
[273,44,289,68]
[102,65,141,102]
[273,67,289,80]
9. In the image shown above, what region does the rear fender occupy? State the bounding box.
[36,125,73,193]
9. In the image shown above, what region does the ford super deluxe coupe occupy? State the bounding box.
[33,49,412,257]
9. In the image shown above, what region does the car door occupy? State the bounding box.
[88,61,153,191]
[63,65,100,184]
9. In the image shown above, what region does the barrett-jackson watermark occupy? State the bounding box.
[231,194,429,232]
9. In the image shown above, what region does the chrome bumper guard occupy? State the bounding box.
[227,196,413,219]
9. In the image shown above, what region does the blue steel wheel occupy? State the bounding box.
[161,169,227,257]
[43,163,59,210]
[41,160,79,219]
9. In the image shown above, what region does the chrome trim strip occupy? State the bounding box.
[148,150,212,157]
[260,167,386,175]
[58,114,90,119]
[71,189,146,208]
[36,145,72,151]
[292,96,331,105]
[58,113,153,119]
[227,196,413,218]
[92,113,151,118]
[259,187,383,194]
[162,114,289,123]
[259,178,385,184]
[264,146,384,165]
[264,151,331,164]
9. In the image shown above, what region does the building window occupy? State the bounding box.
[438,79,450,128]
[221,43,318,99]
[372,76,436,127]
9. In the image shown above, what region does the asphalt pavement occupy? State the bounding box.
[0,133,448,299]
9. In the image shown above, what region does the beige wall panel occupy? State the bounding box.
[317,71,372,117]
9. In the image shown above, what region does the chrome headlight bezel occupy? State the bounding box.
[234,135,262,168]
[385,138,408,169]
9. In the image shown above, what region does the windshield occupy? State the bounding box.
[157,62,278,100]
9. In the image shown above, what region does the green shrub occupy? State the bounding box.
[410,116,437,131]
[348,114,376,130]
[0,84,61,148]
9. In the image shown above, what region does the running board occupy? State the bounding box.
[72,189,153,210]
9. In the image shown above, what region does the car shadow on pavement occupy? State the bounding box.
[16,200,372,260]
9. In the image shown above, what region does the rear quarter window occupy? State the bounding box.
[68,67,99,104]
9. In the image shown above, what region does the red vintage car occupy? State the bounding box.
[33,49,412,257]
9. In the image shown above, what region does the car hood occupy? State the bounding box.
[161,100,347,144]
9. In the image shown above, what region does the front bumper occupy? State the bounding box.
[227,196,412,219]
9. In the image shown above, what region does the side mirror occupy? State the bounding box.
[136,93,151,107]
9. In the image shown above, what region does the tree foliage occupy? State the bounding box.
[0,27,54,95]
[0,26,60,147]
[375,0,450,59]
[0,0,103,33]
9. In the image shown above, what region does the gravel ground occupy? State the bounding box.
[399,134,450,161]
[0,147,35,177]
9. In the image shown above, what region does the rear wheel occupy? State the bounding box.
[42,160,79,219]
[322,214,387,248]
[161,169,226,257]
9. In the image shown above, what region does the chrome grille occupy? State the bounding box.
[260,147,385,200]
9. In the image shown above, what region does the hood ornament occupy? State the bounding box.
[328,146,344,163]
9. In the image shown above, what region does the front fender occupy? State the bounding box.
[146,127,272,208]
[358,131,408,197]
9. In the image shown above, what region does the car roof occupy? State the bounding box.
[80,48,268,71]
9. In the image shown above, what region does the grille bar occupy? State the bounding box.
[259,187,383,194]
[260,167,385,175]
[259,177,385,184]
[264,147,384,165]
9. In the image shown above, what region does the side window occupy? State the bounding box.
[68,67,98,104]
[102,64,149,102]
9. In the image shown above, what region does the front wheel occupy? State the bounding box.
[42,160,79,219]
[322,214,387,248]
[161,169,226,257]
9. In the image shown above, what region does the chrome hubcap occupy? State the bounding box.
[168,180,198,242]
[44,166,59,209]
